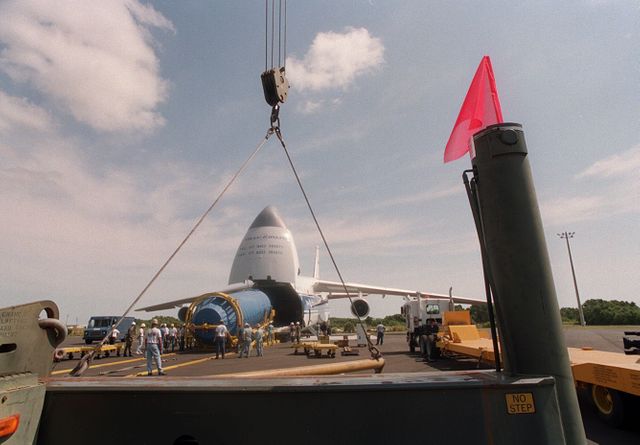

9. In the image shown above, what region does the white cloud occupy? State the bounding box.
[576,144,640,179]
[299,100,323,114]
[0,0,173,132]
[286,27,384,92]
[541,144,640,226]
[0,89,53,133]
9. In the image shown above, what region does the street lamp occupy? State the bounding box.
[557,231,586,326]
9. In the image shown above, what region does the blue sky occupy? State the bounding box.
[1,1,638,324]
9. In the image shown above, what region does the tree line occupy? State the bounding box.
[469,299,640,326]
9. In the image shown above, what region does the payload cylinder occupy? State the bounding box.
[471,123,586,444]
[191,290,272,343]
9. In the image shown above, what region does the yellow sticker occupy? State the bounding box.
[505,393,536,414]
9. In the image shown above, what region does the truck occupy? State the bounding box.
[82,316,136,344]
[401,297,450,354]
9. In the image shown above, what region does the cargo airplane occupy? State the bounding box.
[137,206,480,342]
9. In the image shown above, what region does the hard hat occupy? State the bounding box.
[244,322,250,327]
[171,324,175,327]
[141,323,146,327]
[132,322,136,325]
[295,322,300,325]
[152,319,159,326]
[290,322,294,326]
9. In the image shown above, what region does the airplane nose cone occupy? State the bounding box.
[249,205,286,229]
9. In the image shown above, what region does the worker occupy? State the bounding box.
[136,323,146,355]
[294,321,301,343]
[289,322,295,343]
[109,324,120,345]
[254,324,264,357]
[124,322,136,356]
[320,321,328,336]
[238,322,252,358]
[178,324,186,351]
[376,322,385,345]
[160,323,169,351]
[425,319,439,362]
[145,319,166,375]
[237,324,245,353]
[267,322,275,345]
[214,321,228,359]
[169,324,178,352]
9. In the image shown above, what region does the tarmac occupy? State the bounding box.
[49,327,640,444]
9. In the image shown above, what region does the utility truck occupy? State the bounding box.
[401,297,451,354]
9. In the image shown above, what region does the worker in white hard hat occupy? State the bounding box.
[124,321,136,357]
[254,324,265,357]
[238,322,252,358]
[145,319,166,375]
[214,320,228,359]
[136,323,146,355]
[267,322,275,345]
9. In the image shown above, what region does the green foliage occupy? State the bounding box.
[329,314,406,332]
[560,307,580,324]
[343,322,355,333]
[470,304,489,324]
[582,299,640,325]
[136,315,182,326]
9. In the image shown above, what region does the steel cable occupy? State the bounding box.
[69,131,273,376]
[272,127,381,360]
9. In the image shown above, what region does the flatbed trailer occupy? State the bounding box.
[292,341,338,358]
[53,343,126,361]
[437,324,640,426]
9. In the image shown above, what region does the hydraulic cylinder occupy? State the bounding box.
[471,123,586,444]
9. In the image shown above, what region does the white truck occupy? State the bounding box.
[401,298,451,354]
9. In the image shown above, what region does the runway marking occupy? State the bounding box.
[127,351,238,377]
[51,353,177,375]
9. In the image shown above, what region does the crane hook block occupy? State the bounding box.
[261,66,289,107]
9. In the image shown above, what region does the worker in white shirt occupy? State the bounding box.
[160,323,169,351]
[109,325,120,345]
[214,321,228,359]
[169,324,178,352]
[135,323,146,355]
[145,319,166,376]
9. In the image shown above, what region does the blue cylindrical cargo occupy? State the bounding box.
[191,290,272,344]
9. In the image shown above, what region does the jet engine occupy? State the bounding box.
[177,306,188,322]
[350,299,370,318]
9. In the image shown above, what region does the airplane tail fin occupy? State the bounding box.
[313,246,320,280]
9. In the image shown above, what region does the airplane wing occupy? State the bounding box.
[313,279,484,305]
[136,281,255,312]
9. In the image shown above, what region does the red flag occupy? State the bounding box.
[444,56,503,163]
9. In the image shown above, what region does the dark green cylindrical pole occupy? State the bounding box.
[471,123,586,444]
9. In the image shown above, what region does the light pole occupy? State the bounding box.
[557,232,586,326]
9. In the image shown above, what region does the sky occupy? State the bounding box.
[0,1,638,325]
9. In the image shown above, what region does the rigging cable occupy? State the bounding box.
[270,122,381,360]
[69,130,274,376]
[261,1,378,359]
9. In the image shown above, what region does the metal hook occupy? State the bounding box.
[270,104,280,129]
